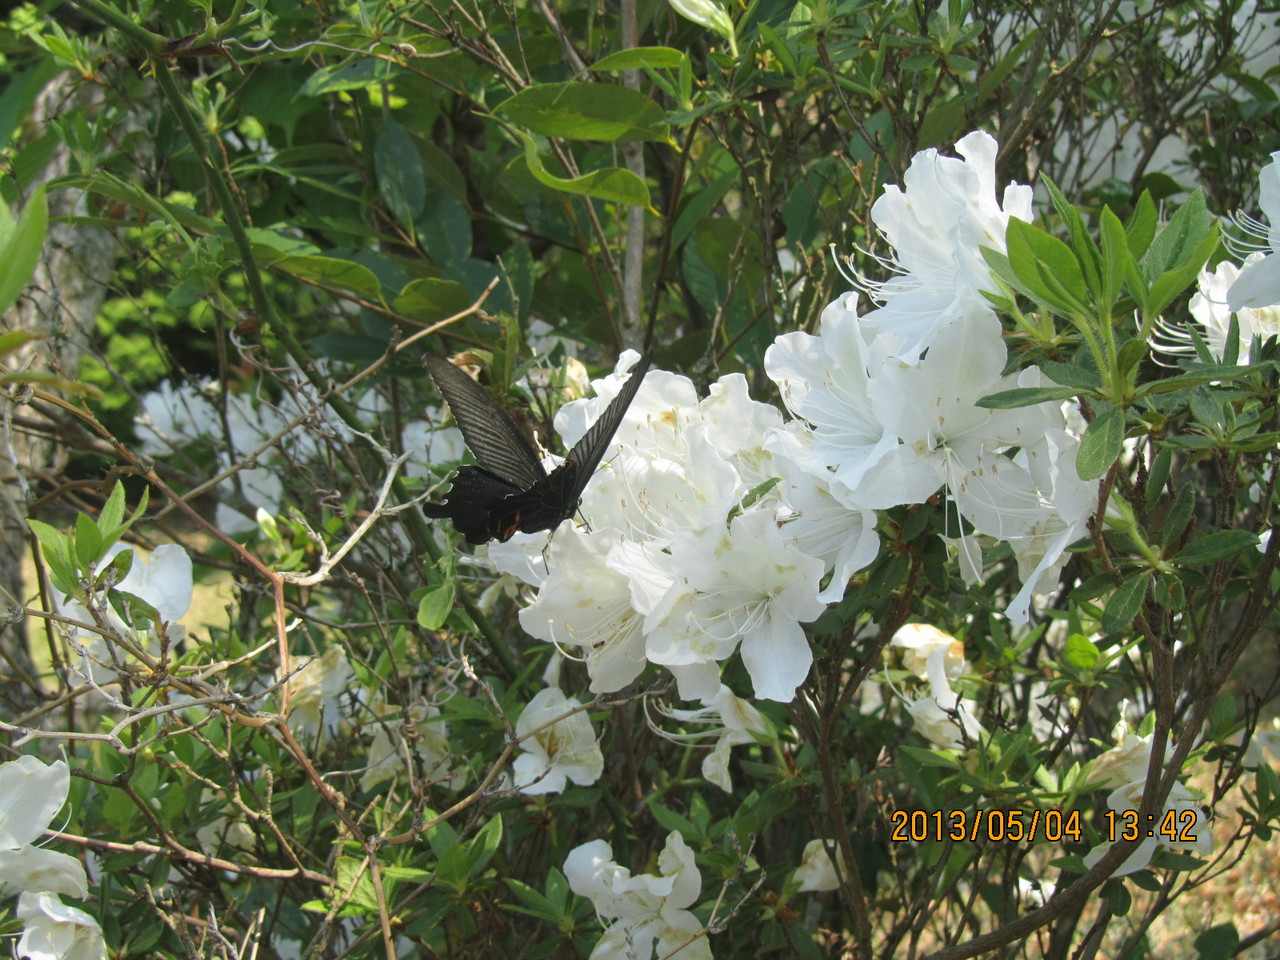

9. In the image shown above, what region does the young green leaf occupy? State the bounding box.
[499,82,669,143]
[1102,572,1149,634]
[1076,406,1125,480]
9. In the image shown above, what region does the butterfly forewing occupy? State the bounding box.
[424,355,547,490]
[565,351,652,482]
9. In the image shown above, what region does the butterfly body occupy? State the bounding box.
[424,352,651,544]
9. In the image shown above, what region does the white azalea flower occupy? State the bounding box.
[51,543,194,684]
[668,0,735,50]
[287,646,354,740]
[0,756,88,898]
[360,703,461,793]
[902,647,985,751]
[891,624,967,680]
[497,354,811,703]
[114,542,194,629]
[215,465,284,536]
[1156,254,1280,363]
[867,311,1056,519]
[658,685,770,792]
[1228,150,1280,312]
[565,831,710,960]
[1082,779,1213,877]
[1084,712,1172,791]
[135,379,220,455]
[764,302,904,507]
[794,839,844,892]
[1080,712,1212,876]
[17,892,106,960]
[0,756,71,849]
[0,846,89,899]
[772,446,879,603]
[518,526,648,695]
[860,130,1033,362]
[512,688,604,795]
[645,510,826,702]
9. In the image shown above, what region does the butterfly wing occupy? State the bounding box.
[424,355,547,490]
[500,351,653,537]
[425,351,652,542]
[564,350,652,483]
[422,465,526,544]
[491,460,583,536]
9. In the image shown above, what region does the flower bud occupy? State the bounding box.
[668,0,735,45]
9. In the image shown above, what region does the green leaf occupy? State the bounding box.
[502,877,558,919]
[1145,447,1172,510]
[975,385,1079,409]
[899,745,962,769]
[333,856,380,912]
[375,120,426,231]
[1098,205,1133,310]
[0,329,41,357]
[0,186,47,317]
[105,548,134,587]
[1160,482,1195,547]
[511,134,652,209]
[74,511,103,571]
[466,815,503,879]
[393,278,476,324]
[757,23,798,75]
[300,57,403,96]
[418,191,472,266]
[1193,923,1239,960]
[0,61,62,154]
[1126,191,1158,258]
[28,518,77,594]
[1102,573,1149,634]
[1041,359,1102,391]
[1005,218,1090,316]
[1102,878,1132,916]
[98,481,127,540]
[1144,223,1221,318]
[416,583,455,630]
[1115,337,1147,380]
[1042,175,1103,301]
[1143,189,1211,282]
[254,250,386,304]
[1171,530,1258,566]
[1063,633,1099,670]
[1076,406,1125,480]
[673,170,735,251]
[591,47,686,72]
[120,485,150,540]
[1210,692,1236,736]
[499,82,669,142]
[1136,361,1269,397]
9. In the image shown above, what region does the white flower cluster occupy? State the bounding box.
[565,831,709,960]
[0,757,106,960]
[491,132,1096,712]
[490,359,828,703]
[1081,714,1213,876]
[1157,151,1280,364]
[765,131,1099,626]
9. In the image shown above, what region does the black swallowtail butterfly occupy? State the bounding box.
[423,351,652,544]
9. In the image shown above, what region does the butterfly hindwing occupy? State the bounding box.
[424,355,547,490]
[421,466,525,544]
